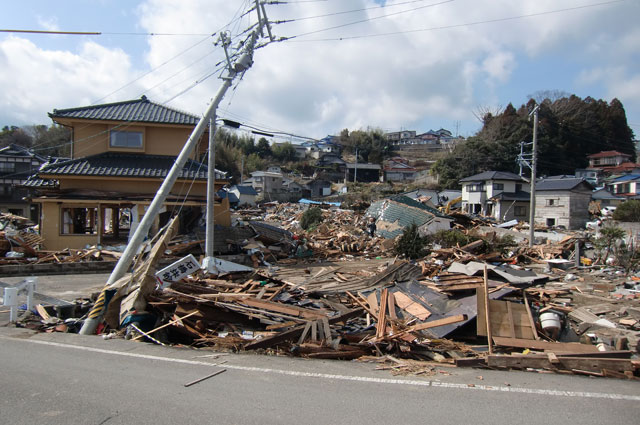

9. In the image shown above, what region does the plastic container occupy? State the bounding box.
[539,312,561,333]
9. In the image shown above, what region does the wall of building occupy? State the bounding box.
[38,196,230,251]
[535,191,592,229]
[71,122,198,159]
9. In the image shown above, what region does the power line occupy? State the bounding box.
[288,0,447,22]
[286,0,453,39]
[0,28,212,36]
[284,0,629,42]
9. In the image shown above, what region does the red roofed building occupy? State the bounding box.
[587,151,632,169]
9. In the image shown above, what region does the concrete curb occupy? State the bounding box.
[0,261,117,277]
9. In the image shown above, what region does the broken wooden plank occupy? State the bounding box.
[393,291,431,321]
[487,355,634,373]
[244,308,363,350]
[401,314,468,334]
[376,288,389,339]
[241,298,327,320]
[492,336,600,353]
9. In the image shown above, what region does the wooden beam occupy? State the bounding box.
[484,265,493,355]
[376,288,389,339]
[492,336,600,353]
[487,355,634,373]
[402,314,468,333]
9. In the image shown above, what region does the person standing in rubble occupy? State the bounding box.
[367,217,377,237]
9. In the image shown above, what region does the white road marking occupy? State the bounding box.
[3,336,639,401]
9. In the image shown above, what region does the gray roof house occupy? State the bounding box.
[535,176,594,229]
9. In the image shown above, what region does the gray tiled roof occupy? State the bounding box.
[366,195,452,239]
[49,96,200,125]
[536,177,593,191]
[21,175,59,188]
[234,185,258,196]
[37,152,225,180]
[460,171,525,182]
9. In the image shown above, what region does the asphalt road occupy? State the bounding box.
[1,328,639,425]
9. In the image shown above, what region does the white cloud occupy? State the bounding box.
[36,16,60,32]
[1,0,638,139]
[0,37,135,124]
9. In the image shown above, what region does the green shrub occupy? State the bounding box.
[395,223,429,259]
[429,229,473,248]
[612,200,640,222]
[300,207,323,230]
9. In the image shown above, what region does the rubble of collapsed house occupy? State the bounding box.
[6,202,640,380]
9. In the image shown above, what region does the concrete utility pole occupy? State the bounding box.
[80,3,273,335]
[353,147,358,183]
[528,104,540,248]
[202,115,217,273]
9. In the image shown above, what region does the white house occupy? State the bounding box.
[460,171,530,221]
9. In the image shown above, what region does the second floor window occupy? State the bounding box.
[0,162,16,173]
[468,184,484,192]
[493,183,504,190]
[110,130,143,149]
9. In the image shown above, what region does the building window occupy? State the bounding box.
[546,218,556,227]
[0,162,16,173]
[514,206,526,216]
[546,199,556,206]
[61,207,98,235]
[468,184,484,192]
[0,184,13,196]
[516,183,522,191]
[110,130,143,148]
[493,183,504,190]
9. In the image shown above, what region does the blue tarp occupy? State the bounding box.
[298,198,341,207]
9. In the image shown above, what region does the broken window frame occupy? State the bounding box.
[60,206,98,235]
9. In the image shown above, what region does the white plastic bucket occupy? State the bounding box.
[539,312,561,332]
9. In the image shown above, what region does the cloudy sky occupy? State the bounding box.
[1,0,638,142]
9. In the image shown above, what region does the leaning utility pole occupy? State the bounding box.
[528,105,539,248]
[80,2,274,335]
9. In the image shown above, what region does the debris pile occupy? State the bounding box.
[6,205,640,380]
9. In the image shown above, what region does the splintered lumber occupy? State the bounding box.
[487,355,635,373]
[132,311,199,341]
[244,308,363,350]
[393,291,431,320]
[376,288,389,339]
[492,337,600,353]
[404,314,467,333]
[241,298,327,320]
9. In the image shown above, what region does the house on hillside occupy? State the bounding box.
[535,176,594,229]
[591,187,625,208]
[587,150,632,169]
[306,179,332,198]
[0,144,49,220]
[346,162,381,182]
[24,96,230,251]
[606,174,640,197]
[384,158,417,182]
[460,171,529,221]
